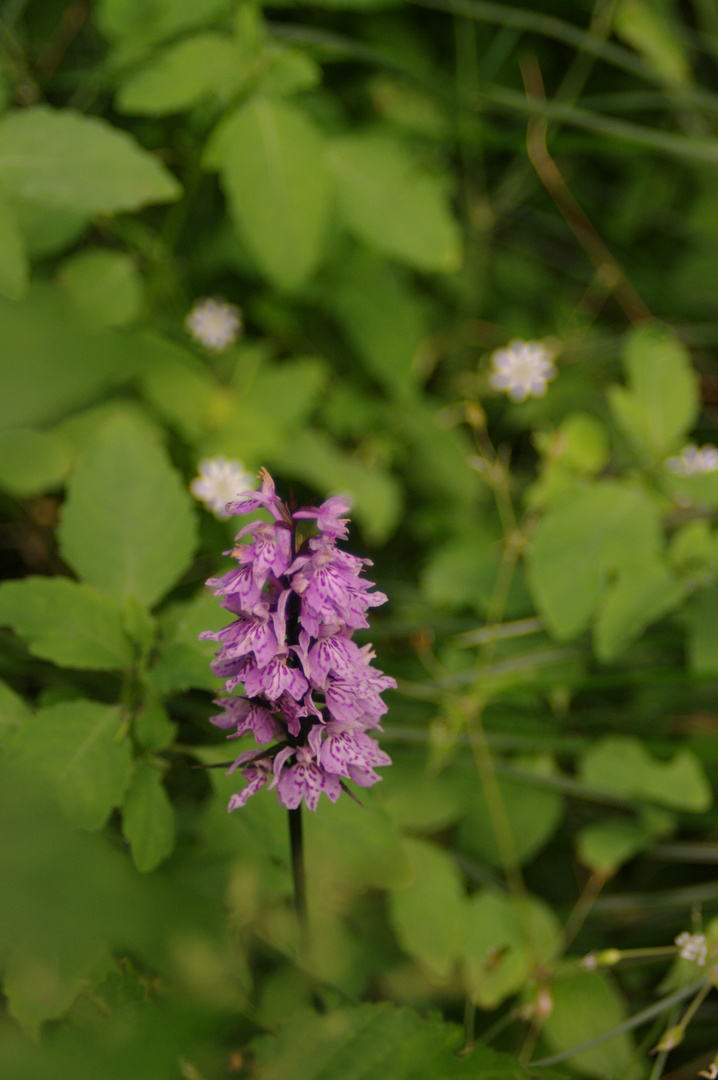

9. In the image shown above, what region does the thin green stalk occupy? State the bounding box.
[288,806,309,954]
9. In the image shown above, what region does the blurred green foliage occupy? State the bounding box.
[2,0,718,1076]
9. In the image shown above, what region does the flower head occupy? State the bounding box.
[191,457,256,519]
[186,298,243,352]
[202,472,394,812]
[489,339,557,402]
[665,444,718,477]
[675,931,708,965]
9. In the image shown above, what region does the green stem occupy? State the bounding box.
[288,806,309,953]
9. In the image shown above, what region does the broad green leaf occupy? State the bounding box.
[305,789,412,891]
[0,427,72,496]
[326,249,427,395]
[5,700,131,830]
[669,519,714,570]
[577,818,660,875]
[608,325,699,459]
[375,753,466,831]
[0,106,181,212]
[116,32,243,115]
[687,583,718,675]
[4,934,106,1037]
[526,481,662,640]
[0,190,28,300]
[96,0,230,47]
[58,414,197,609]
[614,0,691,86]
[136,332,220,442]
[593,556,686,661]
[463,890,560,1009]
[0,577,134,671]
[122,761,176,872]
[326,132,463,273]
[12,197,87,259]
[580,736,712,812]
[204,97,331,292]
[389,838,467,980]
[0,679,31,731]
[259,46,322,97]
[57,248,143,328]
[272,428,403,544]
[150,590,231,694]
[542,970,640,1080]
[252,1001,559,1080]
[134,700,177,751]
[0,284,135,430]
[231,355,328,438]
[457,756,564,868]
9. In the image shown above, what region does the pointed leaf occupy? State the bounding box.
[5,700,131,830]
[58,414,197,608]
[0,427,72,496]
[204,97,331,291]
[580,736,712,812]
[122,761,176,872]
[0,577,134,670]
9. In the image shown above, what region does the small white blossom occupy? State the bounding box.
[699,1063,718,1079]
[675,931,708,965]
[665,444,718,477]
[489,339,557,403]
[190,457,255,519]
[186,298,242,352]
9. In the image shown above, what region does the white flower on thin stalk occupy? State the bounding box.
[191,458,255,519]
[665,444,718,477]
[489,339,557,402]
[674,931,708,965]
[185,298,243,352]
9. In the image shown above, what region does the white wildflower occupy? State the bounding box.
[489,339,557,403]
[675,931,708,965]
[185,298,242,352]
[665,444,718,477]
[190,457,255,519]
[699,1063,718,1079]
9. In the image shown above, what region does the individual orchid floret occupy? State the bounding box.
[202,478,393,812]
[489,339,557,402]
[675,931,708,965]
[190,457,255,519]
[186,298,243,352]
[665,444,718,477]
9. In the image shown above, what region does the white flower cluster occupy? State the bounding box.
[489,339,557,403]
[190,457,255,519]
[675,931,708,965]
[665,444,718,477]
[185,298,243,352]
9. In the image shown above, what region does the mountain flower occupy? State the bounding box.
[202,469,394,812]
[489,339,557,402]
[190,457,255,519]
[665,444,718,477]
[186,298,243,351]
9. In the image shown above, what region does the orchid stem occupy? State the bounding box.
[288,806,309,953]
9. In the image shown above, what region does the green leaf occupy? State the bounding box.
[5,700,132,830]
[204,97,331,292]
[526,480,663,640]
[388,838,467,980]
[326,249,427,395]
[0,427,72,496]
[326,132,463,273]
[0,106,181,213]
[593,556,686,661]
[150,590,231,694]
[456,756,564,868]
[12,196,87,259]
[0,679,31,731]
[116,32,243,115]
[542,970,640,1080]
[463,890,561,1009]
[3,935,106,1038]
[0,284,135,430]
[252,1001,558,1080]
[614,0,691,87]
[136,332,220,443]
[0,577,134,671]
[122,761,176,872]
[577,818,659,875]
[0,190,28,300]
[134,700,177,751]
[58,414,197,609]
[580,736,712,812]
[272,428,403,544]
[607,325,699,459]
[686,583,718,675]
[96,0,231,48]
[57,248,143,328]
